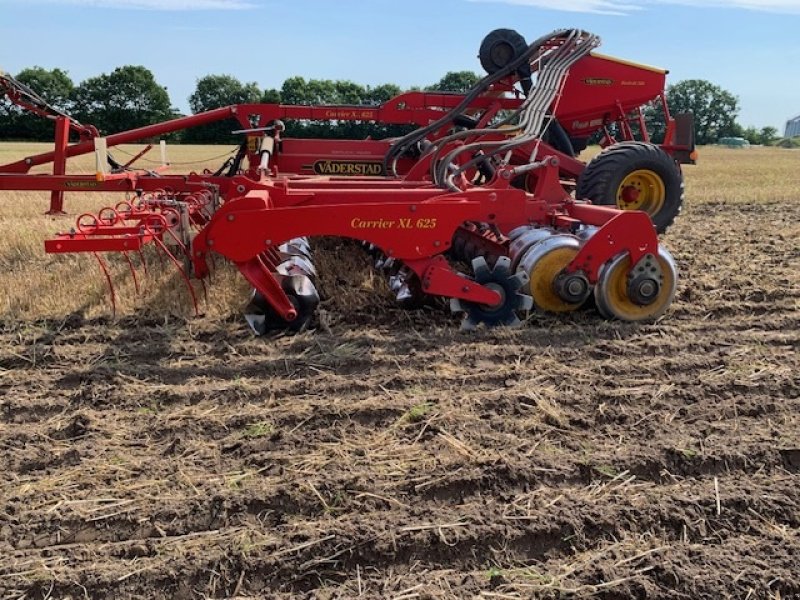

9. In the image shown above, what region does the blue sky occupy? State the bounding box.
[1,0,798,131]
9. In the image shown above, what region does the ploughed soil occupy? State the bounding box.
[1,200,799,599]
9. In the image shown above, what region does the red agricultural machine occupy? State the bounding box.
[0,28,694,332]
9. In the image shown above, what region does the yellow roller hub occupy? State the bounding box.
[616,169,666,214]
[595,250,677,321]
[527,247,583,313]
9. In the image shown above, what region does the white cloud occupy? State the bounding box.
[470,0,642,15]
[663,0,800,12]
[471,0,800,14]
[20,0,254,9]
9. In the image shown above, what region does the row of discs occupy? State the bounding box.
[363,242,425,308]
[244,237,320,335]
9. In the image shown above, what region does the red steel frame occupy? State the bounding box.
[186,159,656,321]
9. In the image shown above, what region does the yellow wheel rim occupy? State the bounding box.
[616,169,666,214]
[596,251,676,321]
[527,247,583,313]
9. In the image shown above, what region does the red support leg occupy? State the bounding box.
[47,116,69,215]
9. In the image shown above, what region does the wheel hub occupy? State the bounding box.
[616,169,666,213]
[480,282,507,312]
[627,274,660,306]
[620,186,641,205]
[626,252,664,306]
[554,271,591,304]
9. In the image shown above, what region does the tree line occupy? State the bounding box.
[0,65,783,146]
[0,67,479,144]
[645,79,779,146]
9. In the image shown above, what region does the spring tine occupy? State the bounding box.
[93,252,117,318]
[154,243,167,268]
[153,236,200,317]
[199,276,209,304]
[137,249,148,277]
[122,251,140,295]
[164,228,192,262]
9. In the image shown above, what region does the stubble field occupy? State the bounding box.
[0,143,798,599]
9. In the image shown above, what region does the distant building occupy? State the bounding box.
[786,114,800,138]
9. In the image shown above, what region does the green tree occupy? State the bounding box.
[367,83,402,105]
[184,74,261,144]
[759,126,779,145]
[189,74,260,113]
[261,88,281,104]
[334,80,367,104]
[742,125,760,145]
[0,95,11,140]
[430,71,481,93]
[280,76,310,105]
[280,77,339,105]
[72,66,175,135]
[278,77,410,140]
[305,79,338,104]
[665,79,739,144]
[280,77,373,105]
[0,67,74,141]
[645,79,740,144]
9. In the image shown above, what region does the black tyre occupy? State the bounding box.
[575,142,684,234]
[479,29,529,75]
[542,119,575,157]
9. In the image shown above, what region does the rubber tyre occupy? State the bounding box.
[543,120,575,157]
[576,142,684,234]
[479,29,529,75]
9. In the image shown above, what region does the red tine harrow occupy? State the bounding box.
[44,189,218,316]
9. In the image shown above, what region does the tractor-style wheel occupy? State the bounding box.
[576,142,684,234]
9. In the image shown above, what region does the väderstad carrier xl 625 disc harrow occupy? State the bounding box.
[0,28,694,333]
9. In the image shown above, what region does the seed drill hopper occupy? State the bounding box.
[0,28,693,333]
